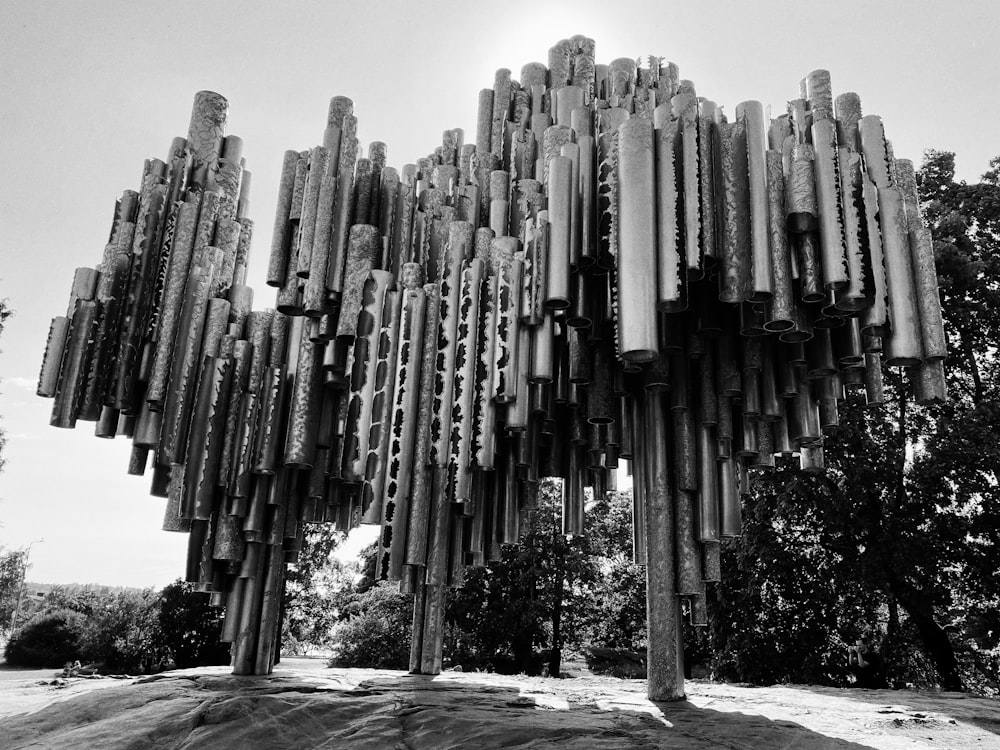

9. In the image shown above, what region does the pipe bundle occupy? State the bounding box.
[38,38,946,695]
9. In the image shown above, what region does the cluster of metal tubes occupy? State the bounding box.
[38,38,946,693]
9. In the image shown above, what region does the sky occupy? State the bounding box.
[1,0,998,588]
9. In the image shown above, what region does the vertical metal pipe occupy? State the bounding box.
[383,278,427,580]
[717,120,751,303]
[878,187,923,366]
[491,237,523,402]
[653,104,682,310]
[448,259,485,505]
[546,156,573,308]
[341,270,394,482]
[430,222,474,465]
[738,101,772,301]
[362,288,402,525]
[51,300,97,428]
[617,117,659,362]
[643,389,683,701]
[405,284,441,567]
[811,118,847,290]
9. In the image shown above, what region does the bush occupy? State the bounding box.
[158,581,230,668]
[329,582,412,669]
[4,609,85,667]
[77,589,163,673]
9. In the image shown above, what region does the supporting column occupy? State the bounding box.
[642,389,684,700]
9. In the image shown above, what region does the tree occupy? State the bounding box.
[4,609,84,667]
[446,479,625,676]
[281,526,346,654]
[0,546,28,633]
[709,152,1000,693]
[158,581,230,668]
[78,589,163,673]
[583,490,647,653]
[328,581,412,669]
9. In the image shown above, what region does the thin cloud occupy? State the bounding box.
[3,377,36,392]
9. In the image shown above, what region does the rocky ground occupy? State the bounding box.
[2,659,998,749]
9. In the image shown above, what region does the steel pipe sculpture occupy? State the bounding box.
[38,37,947,702]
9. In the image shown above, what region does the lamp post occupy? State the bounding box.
[8,538,43,638]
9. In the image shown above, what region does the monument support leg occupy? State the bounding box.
[419,583,447,674]
[409,471,450,675]
[643,390,684,700]
[408,578,428,672]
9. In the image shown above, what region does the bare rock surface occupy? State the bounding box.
[2,659,997,749]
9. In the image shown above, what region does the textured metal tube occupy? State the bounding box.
[642,388,682,700]
[718,455,741,537]
[673,92,700,277]
[362,289,403,525]
[341,270,394,482]
[738,101,772,301]
[859,116,892,189]
[696,420,719,542]
[302,155,339,315]
[448,260,485,505]
[786,142,817,233]
[38,317,70,398]
[909,227,947,362]
[859,172,888,334]
[187,91,227,190]
[184,355,232,520]
[405,284,440,567]
[766,152,794,331]
[471,236,499,468]
[283,323,324,469]
[160,260,215,464]
[578,135,598,269]
[324,167,356,298]
[878,188,923,366]
[616,118,659,362]
[491,237,523,402]
[271,166,302,288]
[336,225,380,340]
[563,448,585,535]
[51,300,98,429]
[717,120,751,303]
[382,282,427,580]
[653,104,682,310]
[429,222,474,467]
[698,100,719,269]
[836,149,868,311]
[811,118,847,290]
[147,200,199,408]
[523,214,546,326]
[545,156,573,309]
[418,582,447,675]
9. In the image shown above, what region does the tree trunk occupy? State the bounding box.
[892,585,964,691]
[884,380,963,692]
[960,329,984,404]
[549,572,563,677]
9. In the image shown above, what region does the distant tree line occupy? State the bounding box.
[3,581,230,672]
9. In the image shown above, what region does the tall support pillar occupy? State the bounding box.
[642,389,684,700]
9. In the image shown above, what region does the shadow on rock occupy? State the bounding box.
[2,670,882,749]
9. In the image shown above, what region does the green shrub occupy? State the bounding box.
[158,581,230,668]
[4,609,85,667]
[328,582,411,669]
[77,589,163,673]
